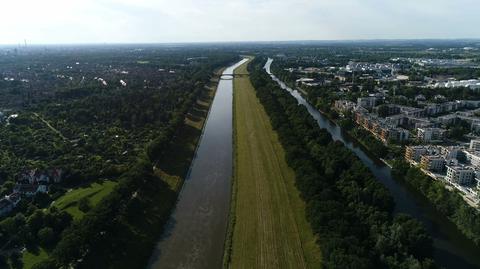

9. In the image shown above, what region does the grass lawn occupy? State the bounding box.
[53,180,117,220]
[21,247,48,269]
[226,59,321,268]
[17,181,117,268]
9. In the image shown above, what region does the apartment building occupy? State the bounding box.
[446,165,475,185]
[417,128,447,142]
[420,155,445,172]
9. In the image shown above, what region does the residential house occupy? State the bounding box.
[14,184,48,197]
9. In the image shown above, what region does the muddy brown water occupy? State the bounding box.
[147,58,248,269]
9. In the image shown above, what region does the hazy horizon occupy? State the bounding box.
[2,38,480,47]
[1,0,480,45]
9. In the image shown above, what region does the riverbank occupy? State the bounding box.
[275,62,478,206]
[147,59,247,269]
[292,84,480,243]
[225,58,321,268]
[266,58,480,268]
[16,63,230,269]
[154,66,225,192]
[116,65,227,269]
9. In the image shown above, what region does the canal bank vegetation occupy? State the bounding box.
[270,56,480,253]
[248,57,437,269]
[22,56,238,269]
[317,102,480,249]
[392,161,480,246]
[226,58,321,268]
[333,114,480,248]
[282,65,480,248]
[320,107,480,248]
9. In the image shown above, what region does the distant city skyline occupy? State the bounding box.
[1,0,480,45]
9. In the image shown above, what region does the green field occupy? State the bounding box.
[227,59,321,268]
[53,180,117,220]
[21,248,48,269]
[15,181,117,268]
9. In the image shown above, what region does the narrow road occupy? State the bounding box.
[33,112,67,140]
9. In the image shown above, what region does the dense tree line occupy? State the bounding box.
[422,67,480,81]
[0,51,238,187]
[26,68,212,268]
[392,161,480,246]
[0,207,72,268]
[0,48,239,267]
[29,157,177,269]
[248,57,436,268]
[348,127,389,158]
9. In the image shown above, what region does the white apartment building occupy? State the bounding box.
[470,139,480,152]
[420,155,445,172]
[417,128,446,142]
[464,150,480,169]
[405,145,443,162]
[446,165,475,185]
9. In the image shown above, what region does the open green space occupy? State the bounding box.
[21,248,48,269]
[227,59,321,268]
[53,180,117,220]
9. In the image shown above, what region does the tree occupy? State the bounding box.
[247,58,436,268]
[37,227,55,246]
[9,251,22,269]
[27,210,45,234]
[0,254,7,268]
[377,105,390,118]
[78,197,91,213]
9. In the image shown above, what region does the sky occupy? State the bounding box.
[1,0,480,44]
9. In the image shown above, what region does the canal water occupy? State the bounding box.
[147,58,248,269]
[265,58,480,269]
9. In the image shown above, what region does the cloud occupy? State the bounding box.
[0,0,479,44]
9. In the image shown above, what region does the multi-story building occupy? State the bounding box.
[446,165,475,185]
[387,128,410,142]
[464,150,480,169]
[400,106,426,118]
[355,111,410,143]
[443,146,462,160]
[405,145,444,162]
[385,114,407,127]
[333,100,356,113]
[420,155,445,172]
[373,104,400,116]
[470,139,480,152]
[405,146,428,162]
[417,128,447,142]
[411,118,435,129]
[433,79,480,90]
[357,97,377,109]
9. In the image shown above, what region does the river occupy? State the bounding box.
[147,58,248,269]
[265,58,480,269]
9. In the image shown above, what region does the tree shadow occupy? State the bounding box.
[155,92,210,179]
